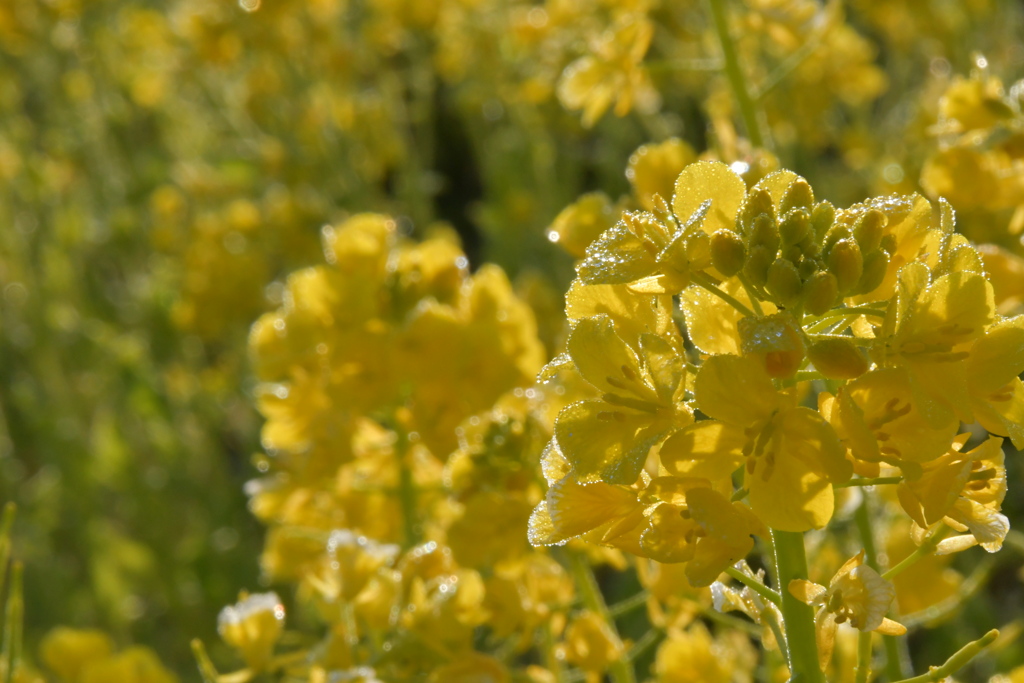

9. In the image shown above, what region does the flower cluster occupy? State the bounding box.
[531,158,1021,673]
[196,213,586,681]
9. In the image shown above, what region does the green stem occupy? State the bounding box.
[542,621,568,683]
[892,630,999,683]
[772,530,825,683]
[762,603,791,670]
[804,307,887,333]
[702,607,763,636]
[854,631,872,683]
[609,590,650,617]
[1,562,22,683]
[626,628,665,663]
[190,640,221,683]
[737,273,766,316]
[882,526,951,581]
[396,433,420,549]
[692,272,756,317]
[0,503,15,601]
[724,565,782,606]
[707,0,767,148]
[752,0,840,100]
[566,550,636,683]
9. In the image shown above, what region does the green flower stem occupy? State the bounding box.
[737,273,766,316]
[566,550,636,683]
[805,306,887,333]
[752,1,840,100]
[835,476,903,489]
[190,640,221,683]
[542,621,568,683]
[762,603,791,671]
[1,562,22,683]
[0,503,14,600]
[724,566,782,606]
[626,627,665,663]
[692,272,756,317]
[702,607,763,636]
[892,629,999,683]
[396,433,421,549]
[854,631,872,683]
[772,530,825,683]
[707,0,767,148]
[882,525,951,581]
[609,590,650,617]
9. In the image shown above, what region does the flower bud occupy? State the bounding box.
[879,233,898,255]
[738,313,805,378]
[744,245,775,287]
[823,224,853,255]
[780,178,814,213]
[798,254,820,280]
[853,249,889,295]
[811,201,836,240]
[766,258,803,307]
[779,209,811,246]
[827,239,864,295]
[803,270,838,315]
[738,188,774,234]
[808,337,869,379]
[710,229,746,276]
[749,214,780,253]
[853,210,886,253]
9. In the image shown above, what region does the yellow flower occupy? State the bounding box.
[895,434,1003,533]
[79,647,179,683]
[790,551,906,669]
[529,472,646,550]
[552,315,692,485]
[909,435,1010,555]
[653,622,756,683]
[878,267,995,427]
[626,138,698,212]
[819,367,957,469]
[557,15,658,127]
[546,192,619,258]
[560,610,626,679]
[577,161,747,294]
[427,654,510,683]
[967,315,1024,449]
[660,354,851,531]
[39,628,114,683]
[217,592,286,671]
[633,479,765,585]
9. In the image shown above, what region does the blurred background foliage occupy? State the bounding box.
[1,0,1024,679]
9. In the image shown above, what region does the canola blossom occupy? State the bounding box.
[2,1,1024,683]
[530,158,1022,680]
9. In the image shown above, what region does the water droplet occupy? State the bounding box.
[239,0,260,11]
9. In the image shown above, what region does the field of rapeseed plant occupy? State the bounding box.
[2,0,1024,681]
